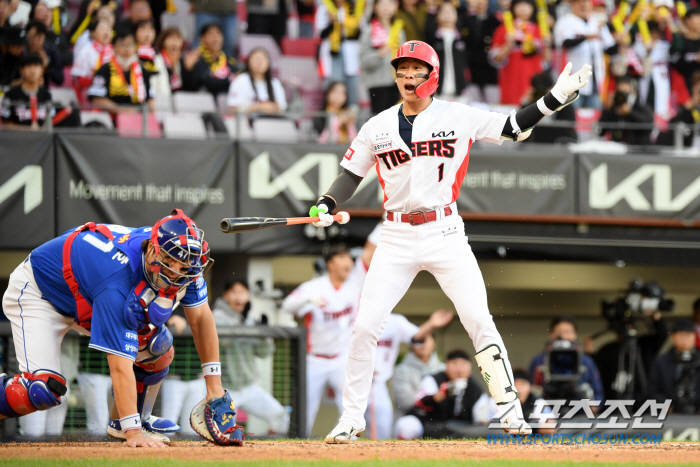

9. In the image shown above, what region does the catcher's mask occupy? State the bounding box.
[143,209,213,295]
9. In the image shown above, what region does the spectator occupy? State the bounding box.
[116,0,152,35]
[247,0,287,47]
[394,350,495,439]
[591,311,668,402]
[88,28,154,115]
[31,0,72,66]
[70,0,115,55]
[657,74,700,146]
[71,19,113,97]
[314,81,358,144]
[463,0,500,104]
[634,20,672,120]
[529,315,605,402]
[156,27,184,93]
[521,70,577,143]
[8,0,29,28]
[25,20,63,86]
[489,0,549,105]
[360,0,405,115]
[182,23,237,97]
[295,0,316,38]
[227,47,287,115]
[0,26,25,86]
[190,0,238,56]
[0,0,10,41]
[1,54,53,129]
[134,19,170,98]
[647,319,700,414]
[671,8,700,98]
[392,331,445,417]
[598,76,655,146]
[512,369,542,421]
[316,0,364,106]
[396,0,428,41]
[425,1,468,100]
[365,310,453,440]
[212,279,290,434]
[553,0,615,108]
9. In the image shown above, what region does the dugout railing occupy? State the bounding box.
[0,321,306,440]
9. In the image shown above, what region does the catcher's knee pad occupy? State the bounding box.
[135,324,174,373]
[0,369,67,418]
[474,344,517,405]
[134,365,170,390]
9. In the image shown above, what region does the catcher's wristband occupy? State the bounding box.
[120,413,142,432]
[202,362,222,377]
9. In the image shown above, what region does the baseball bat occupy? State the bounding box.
[220,211,350,233]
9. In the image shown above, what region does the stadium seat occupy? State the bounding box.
[50,88,79,108]
[172,91,217,113]
[163,112,207,139]
[239,34,281,70]
[253,117,299,142]
[223,115,254,140]
[80,110,113,129]
[217,93,230,114]
[299,89,324,114]
[575,108,603,142]
[278,56,320,92]
[116,113,162,138]
[281,37,319,57]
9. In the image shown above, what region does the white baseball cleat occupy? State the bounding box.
[501,417,532,435]
[324,422,365,444]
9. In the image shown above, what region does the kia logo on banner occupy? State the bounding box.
[0,165,43,214]
[581,155,700,218]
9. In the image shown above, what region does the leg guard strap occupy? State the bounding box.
[474,344,517,405]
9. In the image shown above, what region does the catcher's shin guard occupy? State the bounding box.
[0,370,67,420]
[474,344,517,405]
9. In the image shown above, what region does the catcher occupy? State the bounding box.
[1,209,244,447]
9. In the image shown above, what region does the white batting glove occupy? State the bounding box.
[311,204,335,228]
[551,62,593,103]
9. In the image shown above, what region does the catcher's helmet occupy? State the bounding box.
[144,209,212,294]
[391,41,440,99]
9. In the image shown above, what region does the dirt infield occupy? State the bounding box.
[2,440,699,464]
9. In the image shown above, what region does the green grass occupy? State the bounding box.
[4,460,699,467]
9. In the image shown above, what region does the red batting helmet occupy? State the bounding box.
[391,41,440,99]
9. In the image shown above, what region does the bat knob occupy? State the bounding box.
[338,211,350,225]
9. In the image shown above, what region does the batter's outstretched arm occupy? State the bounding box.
[501,62,592,141]
[315,169,363,214]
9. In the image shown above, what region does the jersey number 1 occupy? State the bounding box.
[438,163,444,182]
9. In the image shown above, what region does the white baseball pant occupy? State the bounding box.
[306,354,346,437]
[229,383,290,434]
[160,378,207,436]
[365,380,393,440]
[338,215,515,430]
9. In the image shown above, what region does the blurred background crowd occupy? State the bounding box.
[3,0,700,144]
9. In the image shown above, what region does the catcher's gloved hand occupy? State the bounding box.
[190,390,247,446]
[310,204,334,228]
[551,62,593,103]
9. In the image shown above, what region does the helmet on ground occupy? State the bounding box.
[391,41,440,99]
[143,209,212,295]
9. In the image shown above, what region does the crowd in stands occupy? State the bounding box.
[2,0,700,145]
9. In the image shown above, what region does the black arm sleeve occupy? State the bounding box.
[501,92,562,138]
[562,37,587,49]
[317,169,363,211]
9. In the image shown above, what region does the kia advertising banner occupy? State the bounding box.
[55,134,237,252]
[0,133,55,248]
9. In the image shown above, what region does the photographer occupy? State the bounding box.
[394,350,495,439]
[598,76,654,146]
[529,315,604,402]
[647,319,700,414]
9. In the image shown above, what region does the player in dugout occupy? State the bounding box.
[309,40,592,442]
[1,209,242,447]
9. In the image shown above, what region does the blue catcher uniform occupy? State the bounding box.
[0,218,209,436]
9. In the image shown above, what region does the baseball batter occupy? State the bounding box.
[308,40,592,442]
[280,224,382,437]
[0,210,237,447]
[367,310,453,440]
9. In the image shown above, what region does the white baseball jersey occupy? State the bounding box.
[281,259,368,356]
[340,99,507,213]
[374,314,418,383]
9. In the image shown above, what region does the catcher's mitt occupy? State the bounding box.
[190,390,248,446]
